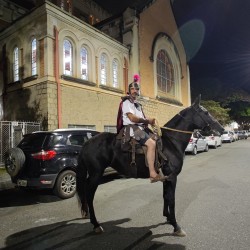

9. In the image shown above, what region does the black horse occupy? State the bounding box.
[76,95,224,236]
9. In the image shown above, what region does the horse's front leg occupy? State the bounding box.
[163,178,186,237]
[86,173,104,233]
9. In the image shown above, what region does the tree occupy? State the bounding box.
[220,93,250,126]
[201,100,231,125]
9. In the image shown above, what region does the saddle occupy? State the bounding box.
[116,125,167,177]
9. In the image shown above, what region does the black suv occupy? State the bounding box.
[5,129,99,199]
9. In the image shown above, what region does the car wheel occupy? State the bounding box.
[204,144,209,152]
[192,146,197,155]
[214,142,217,149]
[5,148,25,177]
[53,170,76,199]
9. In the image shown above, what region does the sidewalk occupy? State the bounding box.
[0,171,14,191]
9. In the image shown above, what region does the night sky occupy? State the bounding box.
[171,0,250,101]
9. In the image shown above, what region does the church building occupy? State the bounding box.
[0,0,190,131]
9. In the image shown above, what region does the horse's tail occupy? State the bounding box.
[76,153,88,218]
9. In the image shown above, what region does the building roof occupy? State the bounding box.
[7,0,155,14]
[93,0,155,14]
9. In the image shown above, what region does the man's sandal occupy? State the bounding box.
[150,174,168,183]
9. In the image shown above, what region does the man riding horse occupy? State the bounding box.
[117,74,167,183]
[77,92,224,235]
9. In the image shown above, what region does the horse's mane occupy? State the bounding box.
[162,107,188,128]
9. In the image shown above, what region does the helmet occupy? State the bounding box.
[128,74,140,94]
[128,82,140,93]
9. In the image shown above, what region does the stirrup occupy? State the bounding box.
[150,174,167,183]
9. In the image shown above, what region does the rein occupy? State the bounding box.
[150,118,193,136]
[167,106,213,133]
[152,105,213,136]
[161,126,193,134]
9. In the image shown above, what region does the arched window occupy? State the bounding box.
[13,47,19,82]
[100,53,107,85]
[112,58,118,88]
[80,47,88,80]
[156,49,175,96]
[63,39,73,76]
[31,38,37,75]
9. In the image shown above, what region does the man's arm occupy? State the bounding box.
[127,113,155,125]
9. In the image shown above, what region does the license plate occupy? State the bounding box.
[17,179,27,187]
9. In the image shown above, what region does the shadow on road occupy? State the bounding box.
[0,173,125,208]
[0,188,61,207]
[2,217,186,250]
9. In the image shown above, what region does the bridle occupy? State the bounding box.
[161,105,213,134]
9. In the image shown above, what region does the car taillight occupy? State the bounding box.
[31,150,56,160]
[189,139,193,142]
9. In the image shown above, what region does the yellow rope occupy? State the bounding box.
[150,119,162,137]
[161,126,193,134]
[150,120,193,136]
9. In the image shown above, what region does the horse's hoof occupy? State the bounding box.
[172,228,186,237]
[94,226,104,234]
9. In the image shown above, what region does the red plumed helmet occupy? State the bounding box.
[128,74,140,94]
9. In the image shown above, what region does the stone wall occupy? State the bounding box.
[57,81,183,132]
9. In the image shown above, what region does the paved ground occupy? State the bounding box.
[0,170,14,191]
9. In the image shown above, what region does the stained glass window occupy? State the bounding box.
[100,53,107,85]
[13,47,19,82]
[80,47,88,80]
[112,59,118,88]
[63,40,72,75]
[31,39,37,75]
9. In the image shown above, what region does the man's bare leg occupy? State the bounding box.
[145,138,167,182]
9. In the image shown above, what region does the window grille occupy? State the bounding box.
[104,125,117,133]
[156,49,175,95]
[68,124,96,130]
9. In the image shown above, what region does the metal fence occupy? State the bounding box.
[0,121,41,166]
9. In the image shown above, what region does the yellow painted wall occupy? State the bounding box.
[139,0,189,106]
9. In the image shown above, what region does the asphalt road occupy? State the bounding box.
[0,139,250,250]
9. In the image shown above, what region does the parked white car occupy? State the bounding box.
[185,130,209,155]
[231,131,238,141]
[236,131,248,140]
[221,131,233,143]
[201,130,222,148]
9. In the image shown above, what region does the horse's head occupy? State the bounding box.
[191,95,224,134]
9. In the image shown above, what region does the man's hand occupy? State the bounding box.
[148,118,155,125]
